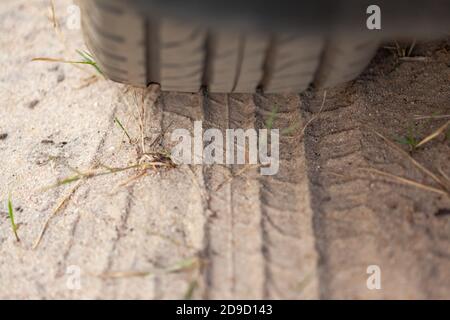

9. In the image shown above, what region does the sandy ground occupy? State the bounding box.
[0,0,449,299]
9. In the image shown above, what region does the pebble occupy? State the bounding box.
[28,99,40,109]
[57,72,65,83]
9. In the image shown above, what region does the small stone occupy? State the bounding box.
[435,209,450,217]
[0,133,8,140]
[57,72,65,83]
[28,99,40,109]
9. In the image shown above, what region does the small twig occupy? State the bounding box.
[97,271,152,280]
[49,0,58,29]
[399,56,428,62]
[438,167,450,184]
[49,0,67,48]
[32,57,96,65]
[116,171,148,188]
[215,164,260,192]
[394,41,404,57]
[407,39,417,57]
[413,114,450,120]
[360,168,449,197]
[415,120,450,148]
[76,75,100,89]
[33,180,84,249]
[300,90,327,139]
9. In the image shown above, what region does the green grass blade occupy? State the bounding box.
[7,196,20,242]
[183,280,198,300]
[114,117,133,143]
[76,50,103,75]
[265,105,279,130]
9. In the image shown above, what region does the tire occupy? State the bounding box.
[80,0,379,93]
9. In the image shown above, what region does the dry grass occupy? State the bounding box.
[35,0,102,79]
[45,160,175,190]
[374,131,449,191]
[215,91,328,192]
[33,179,83,249]
[415,120,450,148]
[413,114,450,120]
[360,168,449,197]
[300,90,327,139]
[367,130,450,198]
[32,50,103,76]
[215,164,260,192]
[32,83,176,248]
[399,57,428,62]
[391,40,419,58]
[33,140,175,249]
[385,40,428,62]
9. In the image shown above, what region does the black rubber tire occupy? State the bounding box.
[80,0,380,93]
